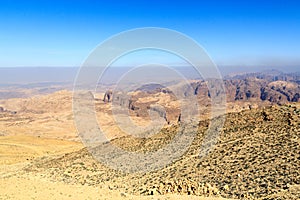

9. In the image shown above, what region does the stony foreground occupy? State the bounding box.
[18,104,300,200]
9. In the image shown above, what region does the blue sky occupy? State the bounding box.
[0,0,300,69]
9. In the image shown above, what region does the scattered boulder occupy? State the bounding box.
[147,180,220,197]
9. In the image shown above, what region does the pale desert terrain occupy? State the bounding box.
[0,74,299,199]
[0,90,232,200]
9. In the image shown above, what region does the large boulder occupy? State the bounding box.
[103,90,113,102]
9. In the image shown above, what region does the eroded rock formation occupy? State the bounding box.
[103,90,113,102]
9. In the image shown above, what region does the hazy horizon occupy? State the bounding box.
[0,66,299,85]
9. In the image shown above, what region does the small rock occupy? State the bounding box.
[120,192,127,197]
[224,184,229,191]
[149,188,158,195]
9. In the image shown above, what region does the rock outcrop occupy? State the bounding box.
[103,90,113,102]
[191,78,300,104]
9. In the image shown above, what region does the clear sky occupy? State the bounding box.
[0,0,300,69]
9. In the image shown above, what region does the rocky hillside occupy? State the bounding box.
[223,70,300,103]
[193,78,300,104]
[112,73,299,124]
[25,104,300,199]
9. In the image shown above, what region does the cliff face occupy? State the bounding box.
[191,72,300,104]
[224,70,300,103]
[105,71,300,125]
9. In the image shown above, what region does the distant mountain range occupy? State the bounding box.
[223,69,300,103]
[0,67,299,104]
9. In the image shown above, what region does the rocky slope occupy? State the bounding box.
[24,104,300,199]
[112,74,299,125]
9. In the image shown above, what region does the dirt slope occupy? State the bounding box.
[22,104,300,199]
